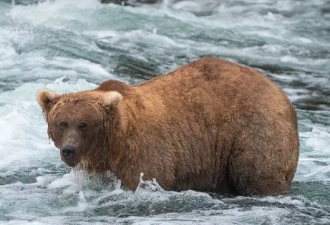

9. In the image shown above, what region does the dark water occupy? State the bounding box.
[0,0,329,224]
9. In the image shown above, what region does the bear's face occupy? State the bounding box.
[37,89,122,167]
[48,99,103,167]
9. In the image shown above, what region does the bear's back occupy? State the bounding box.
[136,57,293,126]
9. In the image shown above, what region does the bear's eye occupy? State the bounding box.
[79,122,88,131]
[58,121,68,130]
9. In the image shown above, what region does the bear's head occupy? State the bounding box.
[37,88,122,168]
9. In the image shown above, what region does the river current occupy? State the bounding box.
[0,0,329,224]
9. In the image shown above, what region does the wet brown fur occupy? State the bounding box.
[38,57,299,195]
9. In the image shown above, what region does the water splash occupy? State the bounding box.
[136,172,165,193]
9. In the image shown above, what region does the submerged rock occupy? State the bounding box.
[101,0,159,6]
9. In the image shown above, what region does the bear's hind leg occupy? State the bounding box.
[228,152,291,196]
[228,130,297,196]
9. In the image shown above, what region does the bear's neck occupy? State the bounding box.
[103,98,140,173]
[85,89,162,182]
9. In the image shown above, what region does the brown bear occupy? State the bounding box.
[37,57,299,196]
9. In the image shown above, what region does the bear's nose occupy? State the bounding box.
[61,145,76,159]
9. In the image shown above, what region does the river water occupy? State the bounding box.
[0,0,329,224]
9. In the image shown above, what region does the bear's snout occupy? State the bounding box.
[61,145,78,167]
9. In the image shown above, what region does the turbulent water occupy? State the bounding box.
[0,0,329,224]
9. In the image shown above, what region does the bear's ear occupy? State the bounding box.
[102,91,122,108]
[37,88,58,116]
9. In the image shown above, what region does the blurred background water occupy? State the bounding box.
[0,0,329,224]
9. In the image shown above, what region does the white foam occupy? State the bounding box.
[295,124,330,182]
[9,0,102,27]
[0,84,52,170]
[0,54,114,84]
[304,127,330,153]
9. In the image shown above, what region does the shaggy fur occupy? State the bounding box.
[37,57,299,195]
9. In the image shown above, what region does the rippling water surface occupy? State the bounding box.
[0,0,330,224]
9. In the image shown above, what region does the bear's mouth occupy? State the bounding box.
[61,156,80,167]
[63,160,79,167]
